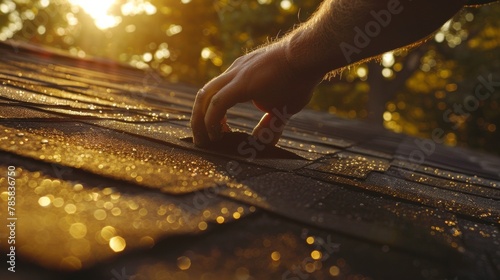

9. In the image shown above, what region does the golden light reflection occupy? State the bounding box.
[139,236,155,248]
[311,250,322,260]
[53,197,65,207]
[94,209,107,220]
[198,221,208,231]
[216,216,225,224]
[177,256,191,270]
[100,226,117,241]
[60,256,82,270]
[280,0,293,10]
[305,262,316,273]
[65,203,77,214]
[0,191,8,201]
[38,196,51,207]
[0,160,251,271]
[109,236,126,252]
[69,0,121,30]
[69,222,87,239]
[329,265,340,276]
[271,251,281,261]
[306,236,315,245]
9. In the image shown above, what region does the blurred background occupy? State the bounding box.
[1,0,499,155]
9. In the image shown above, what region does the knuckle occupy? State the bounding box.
[210,96,221,107]
[196,88,207,98]
[233,56,245,64]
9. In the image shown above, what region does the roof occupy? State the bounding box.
[0,41,499,280]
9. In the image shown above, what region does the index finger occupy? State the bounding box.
[191,88,211,147]
[190,74,232,147]
[204,80,247,142]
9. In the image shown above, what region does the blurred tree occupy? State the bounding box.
[0,0,498,154]
[310,3,499,154]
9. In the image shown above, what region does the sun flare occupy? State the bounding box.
[69,0,121,30]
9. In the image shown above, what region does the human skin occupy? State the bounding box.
[190,0,467,147]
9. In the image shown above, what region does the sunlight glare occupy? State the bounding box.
[280,0,292,10]
[382,52,395,68]
[69,0,121,30]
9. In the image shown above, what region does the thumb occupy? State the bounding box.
[252,112,289,146]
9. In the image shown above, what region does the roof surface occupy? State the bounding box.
[0,41,499,280]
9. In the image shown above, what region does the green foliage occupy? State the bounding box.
[0,0,499,154]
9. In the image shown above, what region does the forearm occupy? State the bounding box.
[282,0,466,79]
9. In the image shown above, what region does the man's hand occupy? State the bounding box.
[190,43,321,147]
[190,0,466,147]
